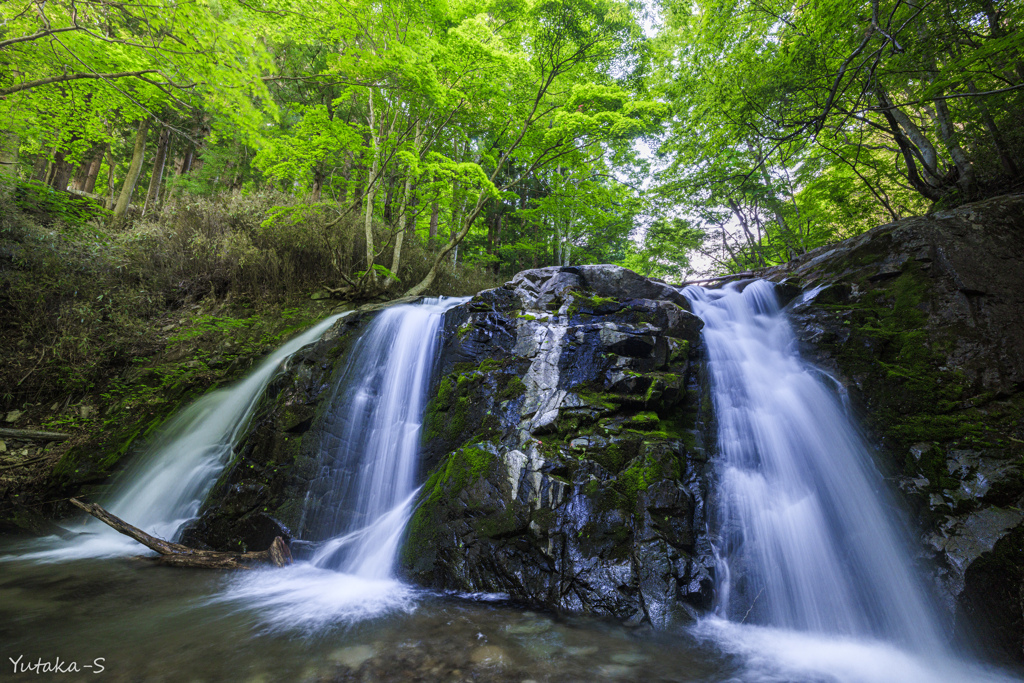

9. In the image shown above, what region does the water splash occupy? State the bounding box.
[219,297,467,629]
[11,313,347,562]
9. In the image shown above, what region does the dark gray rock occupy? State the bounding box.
[402,265,713,628]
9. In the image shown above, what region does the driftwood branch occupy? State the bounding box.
[0,427,71,442]
[0,455,51,471]
[69,498,292,569]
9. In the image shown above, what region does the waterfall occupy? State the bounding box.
[301,297,467,575]
[218,297,467,631]
[683,280,964,676]
[15,313,346,561]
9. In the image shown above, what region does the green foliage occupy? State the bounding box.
[649,0,1024,274]
[12,180,109,229]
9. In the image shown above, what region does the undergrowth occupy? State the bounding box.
[0,179,498,416]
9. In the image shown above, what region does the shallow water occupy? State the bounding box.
[3,543,1020,683]
[0,545,735,683]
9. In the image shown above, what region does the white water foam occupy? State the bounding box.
[695,618,1020,683]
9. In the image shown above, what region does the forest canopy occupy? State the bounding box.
[1,0,1021,290]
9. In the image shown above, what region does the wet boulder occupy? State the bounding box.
[402,265,714,628]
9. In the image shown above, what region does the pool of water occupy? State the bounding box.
[0,539,736,683]
[3,537,1023,683]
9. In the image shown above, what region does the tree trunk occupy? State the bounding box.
[967,80,1019,178]
[0,131,20,177]
[385,122,420,291]
[177,140,195,176]
[69,498,292,569]
[874,89,946,201]
[48,148,76,191]
[104,149,117,210]
[924,95,976,195]
[113,118,150,219]
[143,125,170,216]
[363,90,379,287]
[0,427,70,441]
[875,85,943,186]
[428,200,439,248]
[72,143,106,193]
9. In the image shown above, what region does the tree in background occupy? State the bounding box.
[650,0,1023,272]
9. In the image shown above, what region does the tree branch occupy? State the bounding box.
[0,70,159,97]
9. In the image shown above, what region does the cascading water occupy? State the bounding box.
[13,313,346,561]
[683,280,1019,682]
[300,299,466,576]
[219,297,467,631]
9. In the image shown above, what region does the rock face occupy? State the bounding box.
[400,265,715,628]
[760,193,1024,662]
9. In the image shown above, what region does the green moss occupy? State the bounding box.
[474,505,520,539]
[575,385,622,411]
[614,455,663,510]
[566,291,620,317]
[500,375,527,401]
[478,357,503,373]
[667,338,690,363]
[425,444,496,504]
[626,409,659,430]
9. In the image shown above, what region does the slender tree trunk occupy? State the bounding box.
[177,141,195,176]
[386,175,412,290]
[874,87,946,201]
[923,94,976,196]
[113,118,150,219]
[429,200,439,248]
[1,131,20,177]
[104,149,117,210]
[966,81,1019,178]
[876,85,943,185]
[363,90,380,287]
[385,123,420,291]
[311,165,324,202]
[492,213,503,274]
[143,125,170,216]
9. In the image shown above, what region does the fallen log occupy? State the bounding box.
[69,498,292,569]
[0,427,71,442]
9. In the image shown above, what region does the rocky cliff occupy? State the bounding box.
[399,266,715,628]
[761,193,1024,662]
